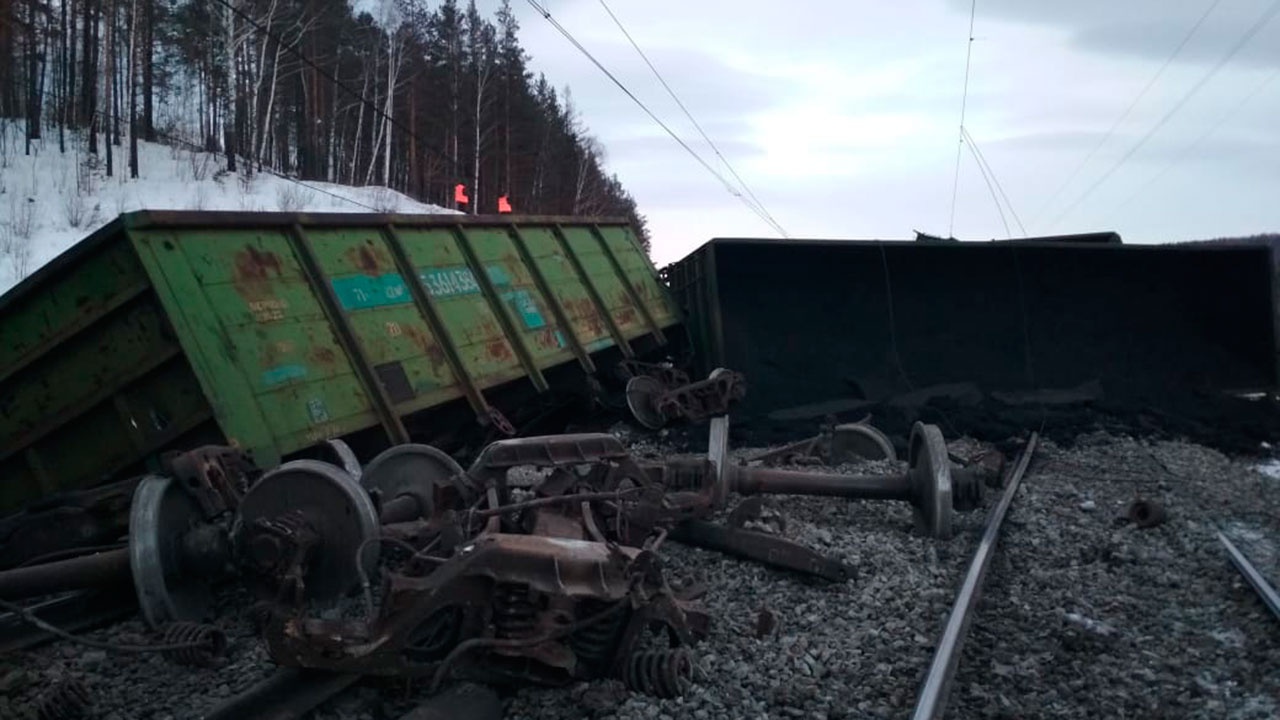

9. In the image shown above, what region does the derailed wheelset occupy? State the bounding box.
[0,411,994,701]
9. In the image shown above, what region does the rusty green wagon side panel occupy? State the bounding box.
[0,211,680,514]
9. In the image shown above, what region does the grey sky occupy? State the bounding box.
[490,0,1279,264]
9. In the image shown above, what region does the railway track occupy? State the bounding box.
[1218,530,1280,623]
[912,434,1280,719]
[4,429,1277,719]
[911,432,1040,720]
[199,668,360,720]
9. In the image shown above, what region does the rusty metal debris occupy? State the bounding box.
[160,445,259,519]
[0,445,251,628]
[0,474,229,621]
[130,473,234,626]
[623,648,696,698]
[159,622,229,668]
[0,476,140,570]
[361,444,467,525]
[754,606,779,639]
[0,388,995,707]
[626,368,747,429]
[727,496,786,534]
[250,419,991,695]
[616,360,691,390]
[0,588,135,654]
[747,435,827,466]
[321,438,365,481]
[0,548,132,601]
[745,420,898,467]
[1126,498,1166,528]
[0,595,226,663]
[33,675,92,720]
[718,422,983,539]
[262,434,714,693]
[830,422,898,463]
[235,460,382,606]
[669,521,852,582]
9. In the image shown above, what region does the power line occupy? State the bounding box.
[1108,64,1280,216]
[595,0,788,237]
[962,127,1025,236]
[947,0,978,238]
[960,132,1011,237]
[1031,0,1225,227]
[1050,0,1280,229]
[524,0,789,237]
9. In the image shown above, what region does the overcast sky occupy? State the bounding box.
[488,0,1279,265]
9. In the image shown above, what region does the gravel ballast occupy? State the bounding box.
[2,432,1278,720]
[0,591,273,719]
[950,434,1280,720]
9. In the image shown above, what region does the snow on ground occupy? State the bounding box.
[1255,460,1280,479]
[0,125,455,294]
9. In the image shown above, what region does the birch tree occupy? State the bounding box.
[464,0,495,213]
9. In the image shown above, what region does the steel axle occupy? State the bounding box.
[711,421,982,539]
[0,475,230,626]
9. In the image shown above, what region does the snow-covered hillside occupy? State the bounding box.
[0,126,455,294]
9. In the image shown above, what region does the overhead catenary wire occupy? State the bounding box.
[1108,64,1280,216]
[524,0,789,238]
[595,0,788,237]
[959,133,1011,237]
[947,0,978,238]
[1031,0,1225,226]
[1049,0,1280,229]
[961,127,1025,236]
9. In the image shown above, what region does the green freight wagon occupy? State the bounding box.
[0,211,680,514]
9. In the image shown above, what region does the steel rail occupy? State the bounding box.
[910,431,1039,720]
[1217,531,1280,622]
[200,668,360,720]
[0,586,136,654]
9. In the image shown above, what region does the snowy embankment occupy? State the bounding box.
[0,125,455,294]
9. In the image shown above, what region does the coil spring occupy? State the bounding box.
[160,622,228,668]
[569,601,628,668]
[661,458,712,492]
[34,677,91,720]
[493,584,537,640]
[951,469,985,513]
[246,601,274,632]
[406,606,462,662]
[623,648,695,698]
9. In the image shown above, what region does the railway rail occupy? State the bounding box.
[911,432,1039,720]
[4,424,1278,719]
[200,669,360,720]
[1217,531,1280,623]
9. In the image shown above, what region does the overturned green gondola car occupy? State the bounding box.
[0,211,680,514]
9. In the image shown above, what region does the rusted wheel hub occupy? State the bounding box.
[234,460,380,604]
